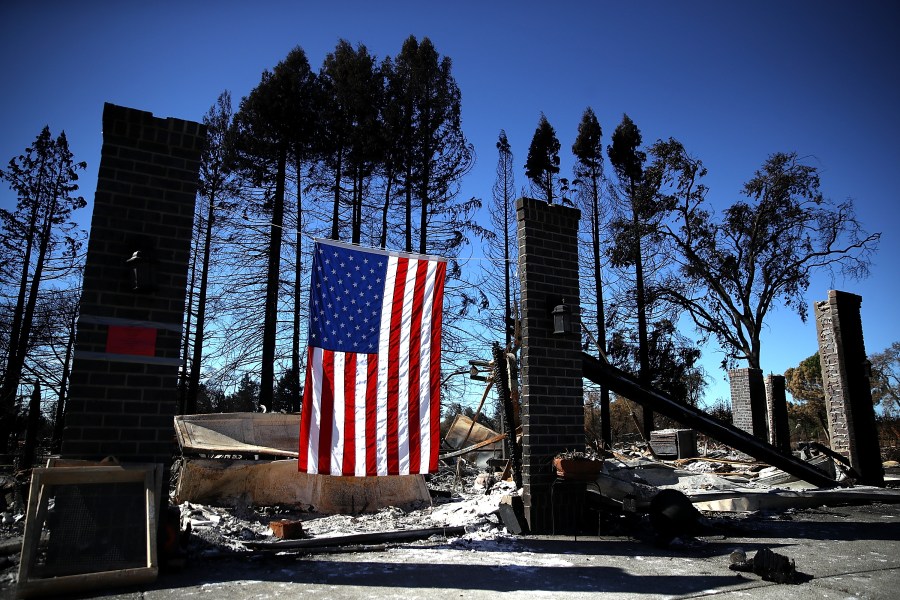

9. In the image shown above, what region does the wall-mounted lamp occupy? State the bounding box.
[126,251,155,292]
[552,301,572,335]
[468,360,490,382]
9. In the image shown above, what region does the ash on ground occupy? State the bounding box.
[181,459,518,559]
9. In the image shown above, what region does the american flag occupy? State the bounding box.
[299,239,447,476]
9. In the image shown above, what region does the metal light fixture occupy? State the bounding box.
[126,251,155,292]
[468,360,490,382]
[552,301,572,335]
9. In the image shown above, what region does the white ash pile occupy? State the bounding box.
[178,459,520,557]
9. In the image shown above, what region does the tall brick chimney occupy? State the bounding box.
[814,290,883,486]
[61,104,205,467]
[516,197,584,533]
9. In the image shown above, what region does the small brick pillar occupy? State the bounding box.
[61,104,205,468]
[728,368,768,440]
[764,374,791,453]
[516,197,584,534]
[814,290,883,485]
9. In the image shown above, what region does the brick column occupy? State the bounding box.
[516,197,583,534]
[764,374,791,453]
[61,104,205,467]
[728,368,768,440]
[814,290,883,485]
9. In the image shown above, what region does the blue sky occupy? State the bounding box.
[2,1,898,405]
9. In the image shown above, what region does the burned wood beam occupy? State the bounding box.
[439,432,508,460]
[245,526,467,551]
[581,353,838,488]
[493,342,523,489]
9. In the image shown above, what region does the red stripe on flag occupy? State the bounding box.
[299,346,315,472]
[407,260,427,473]
[366,353,378,476]
[343,352,356,476]
[429,262,447,471]
[318,350,335,475]
[386,257,408,475]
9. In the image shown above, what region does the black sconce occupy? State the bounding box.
[552,301,572,335]
[126,251,155,292]
[468,360,490,382]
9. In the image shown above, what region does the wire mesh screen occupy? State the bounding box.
[36,481,148,577]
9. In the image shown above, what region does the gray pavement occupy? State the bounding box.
[6,502,899,599]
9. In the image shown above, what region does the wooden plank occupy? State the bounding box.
[16,472,46,591]
[175,412,300,457]
[439,432,509,460]
[146,464,162,569]
[246,526,467,550]
[17,566,158,599]
[443,414,502,452]
[30,466,149,486]
[687,486,900,513]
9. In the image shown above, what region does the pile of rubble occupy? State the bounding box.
[177,459,517,560]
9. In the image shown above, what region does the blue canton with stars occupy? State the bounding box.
[308,242,389,354]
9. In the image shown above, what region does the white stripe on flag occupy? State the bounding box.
[332,351,345,475]
[397,259,417,475]
[355,354,368,477]
[419,260,437,470]
[308,346,323,475]
[376,256,397,476]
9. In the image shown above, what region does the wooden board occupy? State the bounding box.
[441,414,503,467]
[175,412,301,457]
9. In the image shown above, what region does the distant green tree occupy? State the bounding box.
[397,36,475,256]
[221,373,259,413]
[871,342,900,416]
[377,54,412,249]
[524,114,560,204]
[0,126,86,451]
[272,367,301,414]
[195,383,227,414]
[784,353,828,441]
[705,397,733,425]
